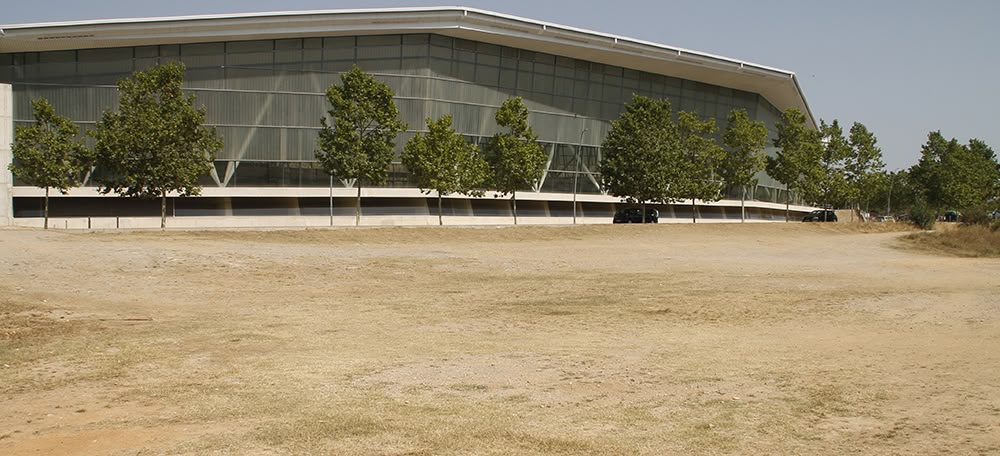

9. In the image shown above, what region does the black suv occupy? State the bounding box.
[613,207,659,223]
[802,210,838,222]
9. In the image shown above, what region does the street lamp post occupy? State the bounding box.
[573,128,589,225]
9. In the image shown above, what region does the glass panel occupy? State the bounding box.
[228,40,273,53]
[358,35,399,46]
[324,46,355,61]
[402,44,428,58]
[357,46,401,59]
[429,35,452,47]
[475,65,498,86]
[533,74,553,93]
[455,50,476,63]
[429,45,452,59]
[477,53,499,67]
[182,43,224,56]
[455,39,476,51]
[275,39,302,50]
[78,48,134,76]
[499,69,516,89]
[356,59,399,72]
[403,34,430,45]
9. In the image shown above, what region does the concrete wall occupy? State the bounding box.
[9,214,799,230]
[0,84,11,226]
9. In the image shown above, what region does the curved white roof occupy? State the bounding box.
[0,6,814,125]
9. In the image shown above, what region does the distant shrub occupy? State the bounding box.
[909,199,936,230]
[960,202,996,226]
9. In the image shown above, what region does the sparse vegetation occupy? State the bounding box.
[1,225,998,454]
[902,223,1000,257]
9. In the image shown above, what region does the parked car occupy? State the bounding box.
[802,210,838,222]
[613,207,659,223]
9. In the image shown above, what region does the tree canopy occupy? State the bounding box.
[909,131,999,213]
[486,97,546,224]
[767,108,822,220]
[676,111,726,222]
[600,95,679,216]
[316,65,407,225]
[402,115,489,225]
[845,122,886,212]
[91,61,222,229]
[811,119,851,211]
[9,98,92,229]
[721,108,769,222]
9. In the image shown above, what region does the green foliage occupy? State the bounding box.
[908,132,1000,214]
[909,198,937,230]
[767,108,822,217]
[600,95,680,205]
[872,169,914,216]
[721,108,769,220]
[9,98,92,228]
[845,122,886,211]
[402,115,489,225]
[91,61,222,229]
[486,97,546,224]
[814,119,851,207]
[316,65,407,224]
[676,111,726,220]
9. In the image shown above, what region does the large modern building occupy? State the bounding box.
[0,7,817,228]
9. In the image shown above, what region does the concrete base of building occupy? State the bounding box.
[9,213,797,230]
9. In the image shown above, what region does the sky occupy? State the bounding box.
[3,0,998,170]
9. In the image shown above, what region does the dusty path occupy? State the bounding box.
[1,224,998,454]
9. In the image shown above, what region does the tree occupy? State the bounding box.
[845,122,886,213]
[721,108,769,222]
[940,139,999,212]
[767,108,822,221]
[908,131,953,212]
[92,62,222,229]
[814,120,851,215]
[908,132,999,214]
[402,115,489,225]
[600,95,680,221]
[960,139,1000,205]
[9,98,92,229]
[873,169,915,216]
[316,65,407,226]
[676,111,726,223]
[486,97,546,225]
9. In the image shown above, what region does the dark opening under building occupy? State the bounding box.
[0,7,818,228]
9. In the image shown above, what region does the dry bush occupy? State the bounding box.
[902,223,1000,257]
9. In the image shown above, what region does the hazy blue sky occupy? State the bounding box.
[4,0,998,169]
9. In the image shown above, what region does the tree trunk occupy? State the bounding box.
[355,185,361,227]
[785,188,791,222]
[512,190,518,225]
[43,186,50,230]
[740,185,746,223]
[691,197,697,224]
[160,191,167,230]
[437,191,443,226]
[641,202,646,223]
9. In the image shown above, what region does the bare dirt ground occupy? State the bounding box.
[1,223,998,455]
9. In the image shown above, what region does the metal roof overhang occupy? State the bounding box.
[0,7,815,125]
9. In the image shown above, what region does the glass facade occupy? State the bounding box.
[1,33,788,204]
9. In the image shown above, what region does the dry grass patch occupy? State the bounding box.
[901,223,1000,257]
[2,225,999,455]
